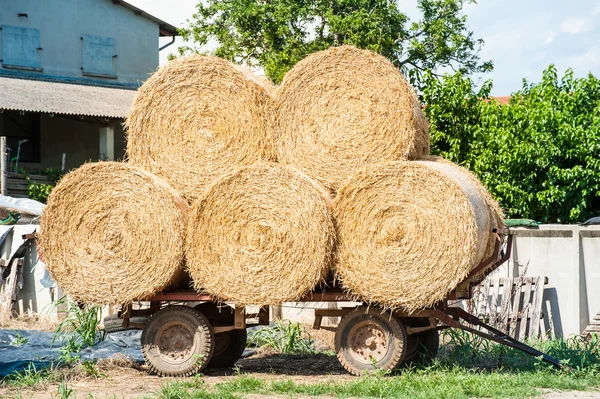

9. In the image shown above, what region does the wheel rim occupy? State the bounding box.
[155,321,196,365]
[347,320,390,364]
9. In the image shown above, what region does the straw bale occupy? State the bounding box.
[421,156,505,259]
[276,45,429,194]
[186,163,336,305]
[38,162,188,304]
[334,161,493,312]
[126,55,276,203]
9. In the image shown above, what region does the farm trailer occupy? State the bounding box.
[113,229,563,376]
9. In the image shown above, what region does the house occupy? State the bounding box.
[0,0,177,182]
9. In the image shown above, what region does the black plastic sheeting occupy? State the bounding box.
[0,329,143,378]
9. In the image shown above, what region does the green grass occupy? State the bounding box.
[3,363,62,389]
[145,368,600,399]
[146,331,600,399]
[247,321,317,354]
[5,327,600,398]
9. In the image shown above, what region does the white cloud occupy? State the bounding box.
[593,2,600,16]
[560,17,587,34]
[545,32,558,45]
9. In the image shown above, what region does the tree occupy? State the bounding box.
[178,0,492,87]
[424,66,600,223]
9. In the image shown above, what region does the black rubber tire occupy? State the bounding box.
[402,332,421,363]
[335,307,407,376]
[195,303,247,368]
[419,330,440,361]
[141,305,214,377]
[103,314,149,333]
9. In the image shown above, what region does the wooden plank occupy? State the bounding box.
[499,277,513,332]
[518,278,533,340]
[477,279,491,316]
[509,277,523,337]
[529,276,546,338]
[487,278,500,325]
[7,184,29,191]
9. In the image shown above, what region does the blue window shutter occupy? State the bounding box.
[1,25,41,69]
[82,35,116,77]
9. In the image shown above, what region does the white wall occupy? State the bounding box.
[0,0,159,84]
[491,224,600,338]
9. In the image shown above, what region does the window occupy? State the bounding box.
[82,35,117,78]
[1,25,42,71]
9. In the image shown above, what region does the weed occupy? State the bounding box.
[80,360,103,378]
[438,329,600,371]
[4,363,58,388]
[247,321,316,354]
[53,298,105,348]
[58,337,83,365]
[53,380,74,399]
[11,333,29,346]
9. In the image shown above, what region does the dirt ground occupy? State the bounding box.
[1,353,599,399]
[0,353,353,399]
[1,321,598,398]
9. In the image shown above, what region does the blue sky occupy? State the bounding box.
[130,0,600,95]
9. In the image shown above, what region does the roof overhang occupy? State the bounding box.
[0,76,137,119]
[111,0,179,37]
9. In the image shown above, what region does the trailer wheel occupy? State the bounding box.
[419,330,440,361]
[195,303,247,368]
[141,305,214,377]
[403,329,440,364]
[335,307,407,375]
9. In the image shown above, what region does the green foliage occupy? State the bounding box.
[53,298,106,348]
[247,321,316,354]
[27,182,53,204]
[3,363,59,388]
[19,169,60,204]
[53,381,75,399]
[42,168,65,183]
[178,0,491,87]
[424,66,600,223]
[10,333,29,346]
[58,337,83,365]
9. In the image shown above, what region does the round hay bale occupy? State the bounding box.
[186,163,336,305]
[334,161,493,312]
[126,55,276,203]
[422,156,505,258]
[276,45,429,194]
[38,162,188,304]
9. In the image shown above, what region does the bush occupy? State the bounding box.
[424,66,600,223]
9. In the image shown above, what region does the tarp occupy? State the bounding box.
[0,329,143,378]
[0,195,45,217]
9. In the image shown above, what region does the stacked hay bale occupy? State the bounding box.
[40,46,503,311]
[38,162,188,304]
[333,161,501,311]
[39,55,335,306]
[276,45,430,194]
[275,45,504,311]
[185,163,336,305]
[126,55,277,203]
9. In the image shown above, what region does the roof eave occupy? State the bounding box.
[111,0,179,37]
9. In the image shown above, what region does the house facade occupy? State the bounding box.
[0,0,176,176]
